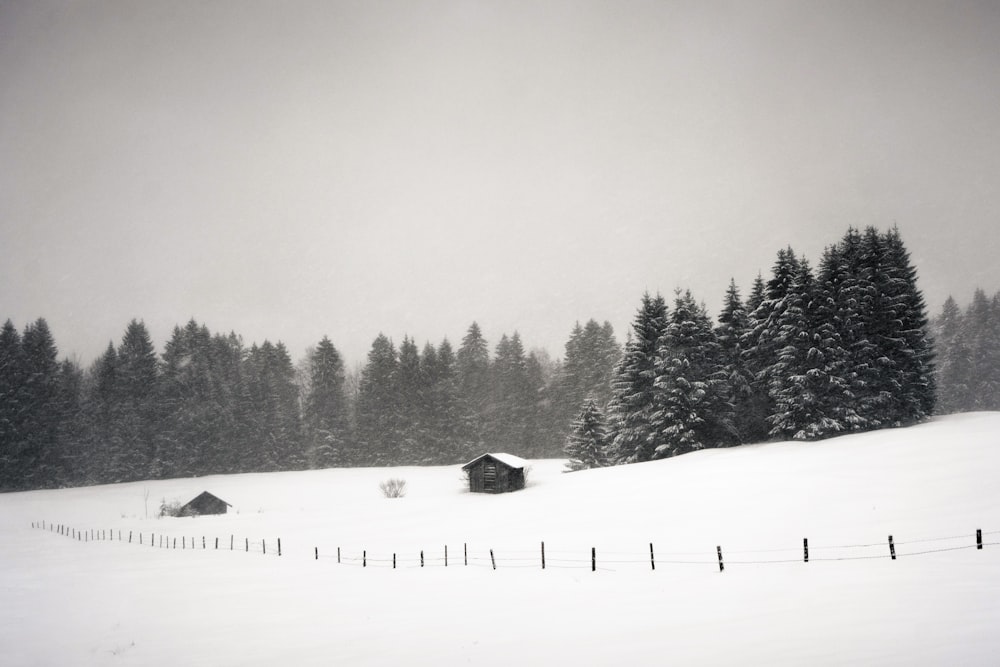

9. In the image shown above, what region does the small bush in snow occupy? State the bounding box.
[379,478,407,498]
[158,499,184,518]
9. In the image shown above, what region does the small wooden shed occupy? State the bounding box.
[180,491,231,516]
[462,453,528,494]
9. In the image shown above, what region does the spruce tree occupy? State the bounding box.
[966,289,1000,410]
[652,290,731,458]
[606,292,667,463]
[456,322,490,458]
[767,259,858,440]
[115,320,159,479]
[0,320,26,490]
[487,332,533,456]
[426,338,463,462]
[933,296,973,413]
[396,336,424,464]
[742,249,800,441]
[303,336,350,468]
[716,279,755,444]
[355,334,400,465]
[19,319,61,487]
[881,227,936,422]
[564,399,609,471]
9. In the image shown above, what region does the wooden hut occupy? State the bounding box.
[462,453,528,494]
[180,491,231,516]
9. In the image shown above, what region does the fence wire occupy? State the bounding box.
[31,520,999,572]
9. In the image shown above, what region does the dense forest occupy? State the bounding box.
[565,226,938,470]
[1,225,994,491]
[0,314,620,491]
[931,288,1000,414]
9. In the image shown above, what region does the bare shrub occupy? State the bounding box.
[158,499,183,518]
[379,478,407,498]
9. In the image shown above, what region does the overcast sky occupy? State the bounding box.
[2,0,999,368]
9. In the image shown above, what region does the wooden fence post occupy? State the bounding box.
[888,535,896,560]
[445,545,448,567]
[129,531,132,544]
[363,550,367,568]
[263,540,266,555]
[315,547,319,560]
[215,537,219,550]
[464,543,468,566]
[278,539,281,557]
[490,549,496,570]
[977,529,983,550]
[717,546,725,572]
[337,547,341,564]
[803,538,809,563]
[541,541,546,570]
[393,553,397,569]
[421,550,424,567]
[246,538,249,553]
[203,536,206,549]
[650,543,656,570]
[592,547,596,572]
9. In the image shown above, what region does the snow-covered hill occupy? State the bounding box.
[2,413,1000,665]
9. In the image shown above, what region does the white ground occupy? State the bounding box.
[3,412,1000,666]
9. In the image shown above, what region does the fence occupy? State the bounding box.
[30,520,1000,573]
[30,520,282,557]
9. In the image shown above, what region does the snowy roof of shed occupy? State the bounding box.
[461,453,529,470]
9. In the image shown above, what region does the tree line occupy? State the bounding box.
[565,226,937,470]
[1,225,977,490]
[0,314,620,491]
[932,288,1000,414]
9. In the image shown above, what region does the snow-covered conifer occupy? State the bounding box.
[564,399,610,471]
[606,293,667,463]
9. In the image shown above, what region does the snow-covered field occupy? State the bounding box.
[3,413,1000,666]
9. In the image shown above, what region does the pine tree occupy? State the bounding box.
[555,319,621,427]
[881,227,936,422]
[114,320,159,480]
[607,293,668,463]
[418,341,459,463]
[564,399,609,471]
[742,249,801,442]
[53,358,85,487]
[19,319,61,487]
[486,332,533,456]
[933,296,973,413]
[766,259,858,440]
[966,289,1000,410]
[850,227,935,427]
[425,338,463,462]
[264,341,305,470]
[0,320,26,490]
[86,342,122,482]
[456,322,490,458]
[396,336,424,464]
[303,336,350,468]
[158,320,230,477]
[652,290,731,458]
[355,334,400,465]
[716,279,755,443]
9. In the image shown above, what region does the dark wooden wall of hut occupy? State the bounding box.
[465,457,525,494]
